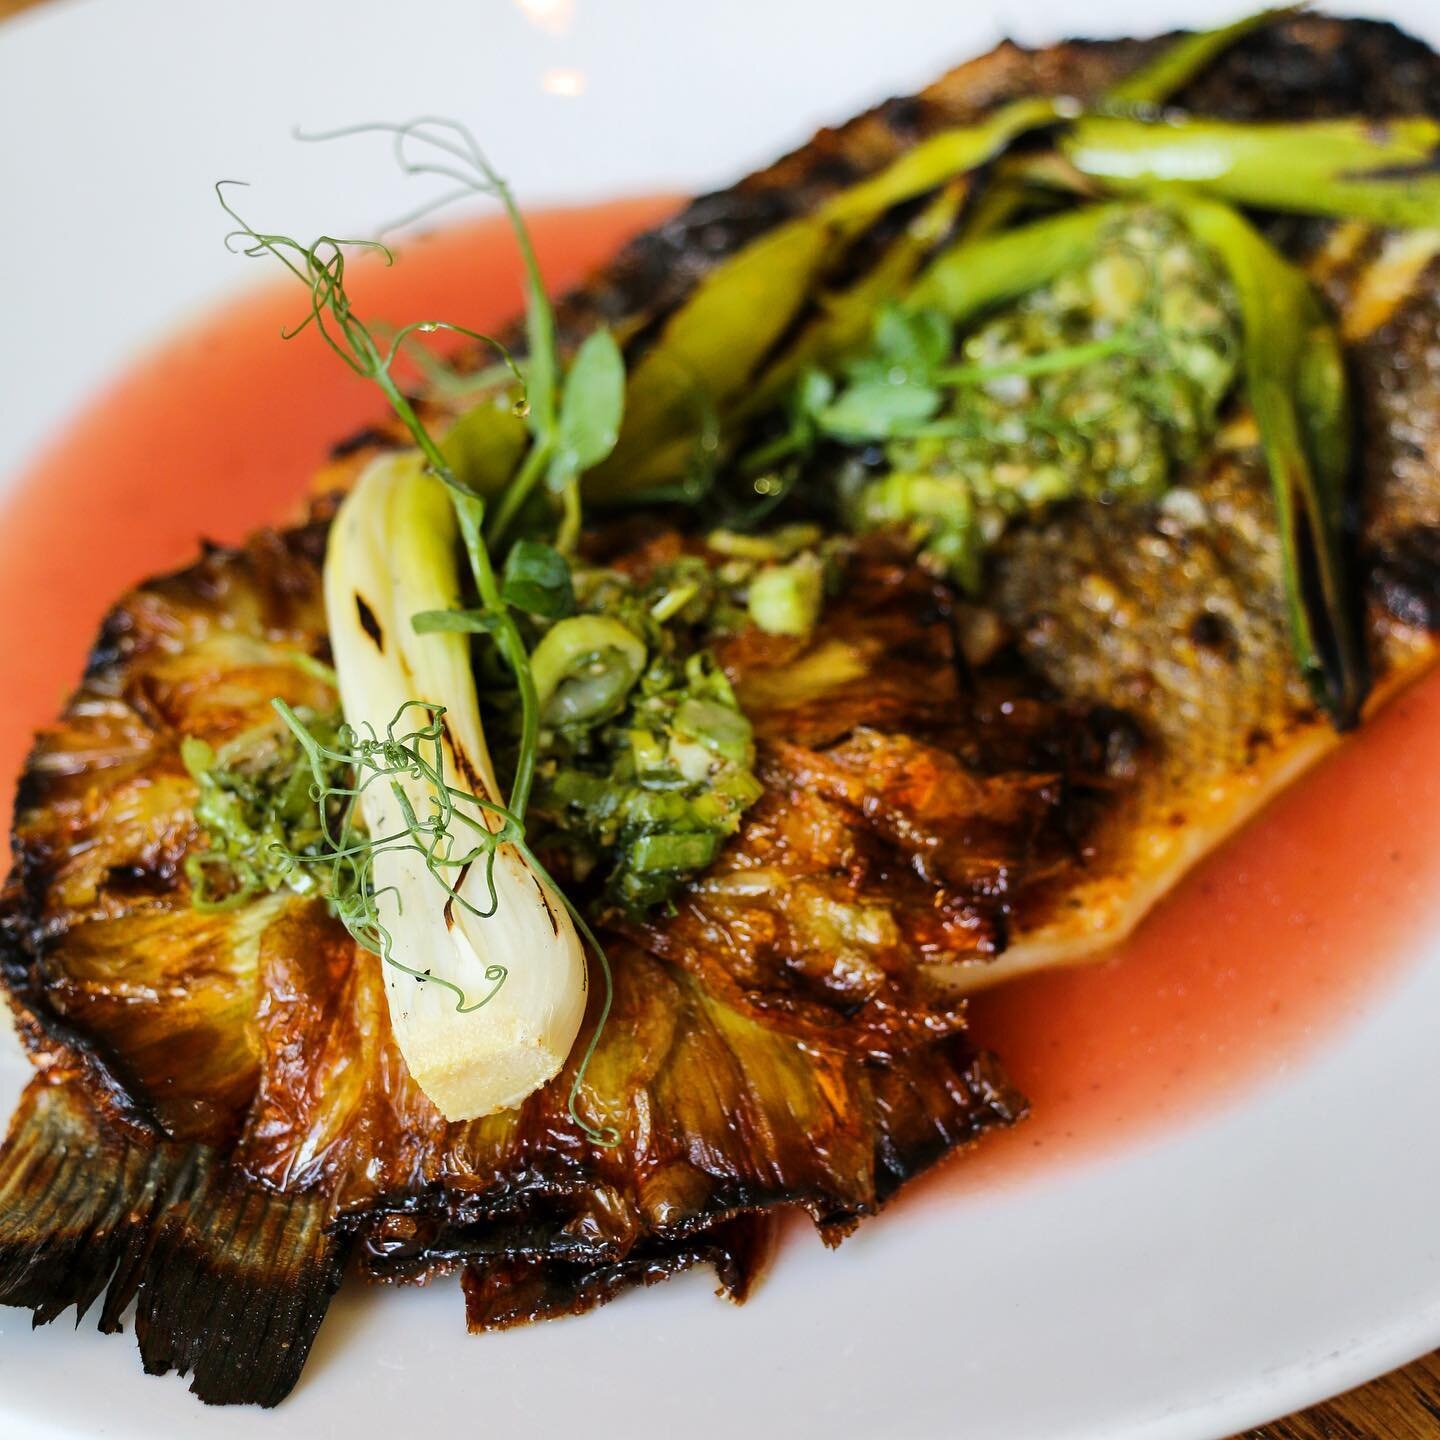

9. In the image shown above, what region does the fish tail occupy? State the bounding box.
[0,1080,348,1407]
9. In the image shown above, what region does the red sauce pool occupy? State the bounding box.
[4,198,1439,1186]
[952,667,1440,1193]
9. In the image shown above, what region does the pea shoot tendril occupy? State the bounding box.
[215,119,625,1146]
[272,698,513,1014]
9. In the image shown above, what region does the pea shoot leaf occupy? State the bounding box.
[411,608,503,635]
[547,328,626,492]
[500,538,577,618]
[815,381,943,440]
[872,304,951,376]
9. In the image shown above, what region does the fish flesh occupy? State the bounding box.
[2,11,1439,1406]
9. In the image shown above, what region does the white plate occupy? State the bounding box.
[2,2,1439,1437]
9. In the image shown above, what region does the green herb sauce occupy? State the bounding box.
[520,557,764,914]
[182,713,347,908]
[816,209,1241,587]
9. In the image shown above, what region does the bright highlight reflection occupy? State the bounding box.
[542,67,586,97]
[516,0,574,36]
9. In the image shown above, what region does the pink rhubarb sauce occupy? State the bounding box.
[5,198,1439,1186]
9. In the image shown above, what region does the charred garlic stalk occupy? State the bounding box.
[324,453,587,1119]
[216,125,626,1136]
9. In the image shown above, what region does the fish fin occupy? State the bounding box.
[0,1080,348,1407]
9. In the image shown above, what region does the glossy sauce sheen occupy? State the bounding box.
[3,201,1439,1185]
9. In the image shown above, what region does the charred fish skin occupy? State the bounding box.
[0,522,1027,1138]
[536,17,1438,348]
[562,20,1440,993]
[0,947,1021,1398]
[2,12,1440,1409]
[1352,245,1440,642]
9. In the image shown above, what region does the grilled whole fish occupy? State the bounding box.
[2,11,1439,1408]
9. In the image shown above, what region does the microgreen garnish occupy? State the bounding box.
[715,208,1240,592]
[270,698,515,1013]
[548,329,626,552]
[216,119,634,1144]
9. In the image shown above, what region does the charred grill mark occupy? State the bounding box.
[1188,609,1239,660]
[355,595,384,652]
[875,93,931,140]
[440,717,493,804]
[532,874,559,935]
[1175,18,1440,122]
[463,1213,775,1330]
[330,424,401,460]
[1370,525,1440,631]
[443,859,475,931]
[83,607,139,679]
[103,860,181,899]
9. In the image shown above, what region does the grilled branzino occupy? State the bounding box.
[3,12,1440,1407]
